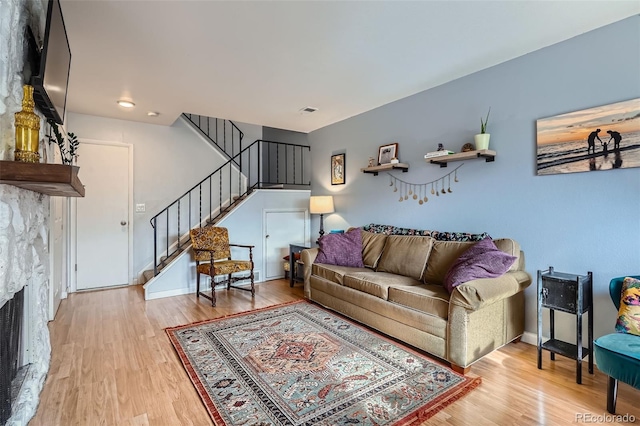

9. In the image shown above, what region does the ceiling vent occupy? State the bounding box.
[299,106,318,114]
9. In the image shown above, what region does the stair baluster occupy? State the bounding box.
[146,116,311,282]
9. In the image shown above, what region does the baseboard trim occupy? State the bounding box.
[145,273,265,301]
[145,287,193,300]
[521,331,538,346]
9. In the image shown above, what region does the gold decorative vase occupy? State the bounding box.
[14,85,41,163]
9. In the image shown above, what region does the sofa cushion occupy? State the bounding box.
[343,271,422,300]
[361,230,387,268]
[493,239,521,272]
[311,263,371,286]
[376,235,434,280]
[314,228,364,267]
[443,237,517,294]
[423,240,474,285]
[388,284,450,319]
[424,238,520,285]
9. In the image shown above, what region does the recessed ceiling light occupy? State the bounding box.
[147,111,160,117]
[117,100,135,108]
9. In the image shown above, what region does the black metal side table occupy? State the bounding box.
[537,266,593,384]
[289,243,309,287]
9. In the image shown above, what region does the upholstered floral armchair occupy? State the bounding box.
[189,226,255,306]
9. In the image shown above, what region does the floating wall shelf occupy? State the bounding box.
[426,149,496,167]
[361,163,409,176]
[0,161,85,197]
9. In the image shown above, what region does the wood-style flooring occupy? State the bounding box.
[30,280,639,425]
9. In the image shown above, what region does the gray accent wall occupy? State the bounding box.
[262,127,311,186]
[307,16,640,342]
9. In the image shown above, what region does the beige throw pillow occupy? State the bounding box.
[376,235,434,281]
[424,238,521,285]
[361,230,387,268]
[423,240,475,285]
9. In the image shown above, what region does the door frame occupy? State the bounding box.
[70,138,134,292]
[48,196,65,320]
[262,208,310,280]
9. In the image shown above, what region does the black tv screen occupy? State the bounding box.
[31,0,71,125]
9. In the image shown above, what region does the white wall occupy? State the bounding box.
[144,189,310,300]
[66,112,262,277]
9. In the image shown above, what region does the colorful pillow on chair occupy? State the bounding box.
[615,276,640,336]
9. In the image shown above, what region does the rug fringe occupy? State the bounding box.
[166,300,482,426]
[396,376,482,426]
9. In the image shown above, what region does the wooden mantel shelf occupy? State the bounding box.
[0,160,85,197]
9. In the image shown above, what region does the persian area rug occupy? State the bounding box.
[166,301,480,426]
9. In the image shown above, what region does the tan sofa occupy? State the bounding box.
[302,230,532,373]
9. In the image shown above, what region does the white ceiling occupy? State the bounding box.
[61,1,639,133]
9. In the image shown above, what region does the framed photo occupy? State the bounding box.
[331,153,345,185]
[378,143,398,165]
[536,98,640,175]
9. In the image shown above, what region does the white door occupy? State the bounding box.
[264,210,308,280]
[49,196,64,319]
[76,143,130,289]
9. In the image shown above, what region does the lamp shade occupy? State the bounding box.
[310,196,335,214]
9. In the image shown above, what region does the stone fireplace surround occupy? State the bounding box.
[1,0,53,424]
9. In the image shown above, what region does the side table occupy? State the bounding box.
[289,243,309,287]
[537,266,593,384]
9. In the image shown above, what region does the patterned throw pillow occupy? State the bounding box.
[615,277,640,336]
[361,223,489,242]
[443,237,517,294]
[314,228,365,268]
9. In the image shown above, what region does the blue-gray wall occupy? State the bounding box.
[307,16,640,342]
[262,126,311,186]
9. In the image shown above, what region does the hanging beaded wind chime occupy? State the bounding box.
[387,164,463,205]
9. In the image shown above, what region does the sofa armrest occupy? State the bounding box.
[449,270,532,311]
[301,248,318,299]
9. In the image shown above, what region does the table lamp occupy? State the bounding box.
[310,195,334,243]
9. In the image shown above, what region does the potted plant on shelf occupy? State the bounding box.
[46,119,79,165]
[474,108,491,150]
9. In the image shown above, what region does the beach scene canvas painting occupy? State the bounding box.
[537,98,640,175]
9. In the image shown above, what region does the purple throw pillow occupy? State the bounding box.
[443,237,516,294]
[314,228,365,268]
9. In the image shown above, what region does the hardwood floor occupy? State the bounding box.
[31,280,638,425]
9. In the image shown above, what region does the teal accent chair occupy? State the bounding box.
[593,276,640,414]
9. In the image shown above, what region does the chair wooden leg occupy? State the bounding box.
[210,275,216,307]
[250,269,255,297]
[196,271,200,298]
[227,274,231,290]
[607,376,618,414]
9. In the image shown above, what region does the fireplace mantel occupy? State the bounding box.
[0,161,85,197]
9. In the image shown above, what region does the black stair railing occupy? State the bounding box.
[183,113,243,166]
[149,138,311,277]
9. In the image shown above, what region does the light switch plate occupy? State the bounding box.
[135,203,146,213]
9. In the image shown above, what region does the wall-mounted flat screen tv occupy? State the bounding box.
[31,0,71,125]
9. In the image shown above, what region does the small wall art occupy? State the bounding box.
[378,143,398,165]
[331,153,345,185]
[536,98,640,175]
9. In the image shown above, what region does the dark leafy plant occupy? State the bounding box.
[46,119,79,165]
[480,107,491,134]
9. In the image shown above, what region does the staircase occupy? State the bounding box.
[140,116,311,285]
